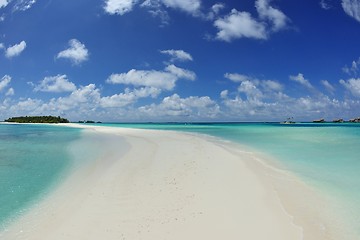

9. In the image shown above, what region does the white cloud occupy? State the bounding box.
[5,41,27,58]
[289,73,313,89]
[10,98,43,113]
[211,3,225,15]
[104,0,200,16]
[343,57,360,76]
[0,0,9,8]
[262,80,283,91]
[100,87,161,108]
[13,0,37,11]
[5,88,14,96]
[224,73,254,82]
[321,80,335,93]
[340,78,360,97]
[205,3,225,20]
[0,43,4,49]
[57,39,89,65]
[220,87,350,121]
[34,75,77,93]
[160,49,193,62]
[0,75,11,92]
[225,73,282,92]
[106,64,195,90]
[161,0,201,14]
[342,0,360,22]
[214,9,267,42]
[320,0,332,9]
[255,0,288,32]
[238,80,263,100]
[141,0,170,26]
[104,0,138,15]
[165,64,196,80]
[220,89,228,99]
[43,84,101,115]
[139,93,220,119]
[213,1,289,42]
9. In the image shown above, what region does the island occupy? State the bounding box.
[4,116,70,124]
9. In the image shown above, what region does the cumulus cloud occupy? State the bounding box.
[342,0,360,22]
[0,75,11,92]
[213,0,289,42]
[10,98,43,114]
[289,73,313,89]
[5,88,14,96]
[0,0,9,8]
[5,41,27,58]
[57,39,89,65]
[255,0,289,32]
[34,75,77,93]
[139,93,220,119]
[220,84,349,122]
[100,87,161,108]
[238,80,263,100]
[220,89,228,99]
[214,9,267,41]
[222,72,286,119]
[225,73,283,92]
[160,49,193,62]
[106,64,195,90]
[104,0,138,15]
[340,78,360,97]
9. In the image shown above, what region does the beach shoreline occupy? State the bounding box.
[0,123,345,239]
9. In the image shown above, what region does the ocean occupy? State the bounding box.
[0,122,359,238]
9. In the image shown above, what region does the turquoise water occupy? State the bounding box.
[0,124,82,229]
[98,122,360,237]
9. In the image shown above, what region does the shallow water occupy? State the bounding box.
[0,124,81,229]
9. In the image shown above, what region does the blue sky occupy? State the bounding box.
[1,0,360,122]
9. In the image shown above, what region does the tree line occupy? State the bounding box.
[4,116,70,123]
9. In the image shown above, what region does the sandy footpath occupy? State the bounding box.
[1,124,330,240]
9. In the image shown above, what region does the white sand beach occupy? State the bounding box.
[1,124,340,240]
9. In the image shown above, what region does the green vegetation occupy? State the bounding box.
[4,116,70,123]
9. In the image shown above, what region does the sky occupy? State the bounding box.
[1,0,360,122]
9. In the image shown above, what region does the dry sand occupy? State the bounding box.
[1,124,337,239]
